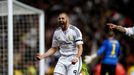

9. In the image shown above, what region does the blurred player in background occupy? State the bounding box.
[107,23,134,36]
[84,31,121,75]
[36,12,83,75]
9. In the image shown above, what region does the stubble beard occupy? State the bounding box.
[59,21,68,30]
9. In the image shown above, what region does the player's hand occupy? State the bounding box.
[107,23,117,30]
[35,53,43,60]
[84,56,92,64]
[71,56,79,65]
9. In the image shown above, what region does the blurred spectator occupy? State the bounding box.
[14,69,23,75]
[15,0,134,74]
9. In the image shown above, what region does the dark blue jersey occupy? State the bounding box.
[97,39,121,65]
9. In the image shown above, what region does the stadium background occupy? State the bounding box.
[1,0,134,75]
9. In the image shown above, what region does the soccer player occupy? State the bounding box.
[36,12,83,75]
[84,31,121,75]
[107,23,134,36]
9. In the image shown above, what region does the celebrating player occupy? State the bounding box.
[84,31,121,75]
[36,12,83,75]
[107,23,134,36]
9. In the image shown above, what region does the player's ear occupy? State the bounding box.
[68,17,70,23]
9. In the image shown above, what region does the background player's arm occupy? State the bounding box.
[36,47,58,60]
[107,23,126,33]
[84,41,106,64]
[107,23,134,36]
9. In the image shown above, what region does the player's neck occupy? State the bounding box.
[62,24,69,31]
[109,37,114,40]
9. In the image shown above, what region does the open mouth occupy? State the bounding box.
[59,21,64,25]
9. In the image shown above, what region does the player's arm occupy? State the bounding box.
[107,23,126,33]
[72,44,83,64]
[36,31,59,60]
[72,27,83,64]
[124,27,134,36]
[76,44,83,58]
[84,41,106,64]
[72,40,83,64]
[36,47,58,60]
[117,42,122,60]
[107,23,134,36]
[75,27,83,58]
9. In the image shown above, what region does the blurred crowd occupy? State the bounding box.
[1,0,133,75]
[18,0,134,75]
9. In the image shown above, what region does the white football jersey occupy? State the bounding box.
[124,27,134,36]
[52,25,83,56]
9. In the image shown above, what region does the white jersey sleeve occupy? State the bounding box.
[124,27,134,36]
[51,31,59,47]
[72,26,83,45]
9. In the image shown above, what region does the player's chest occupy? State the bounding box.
[56,31,75,42]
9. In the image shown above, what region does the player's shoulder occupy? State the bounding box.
[55,27,61,31]
[56,27,61,30]
[103,39,109,42]
[103,39,111,44]
[131,26,134,29]
[69,25,79,30]
[69,24,76,28]
[109,39,120,44]
[54,27,61,34]
[113,39,119,43]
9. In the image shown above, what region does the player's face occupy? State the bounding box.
[58,14,68,28]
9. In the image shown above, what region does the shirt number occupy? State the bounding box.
[111,43,116,55]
